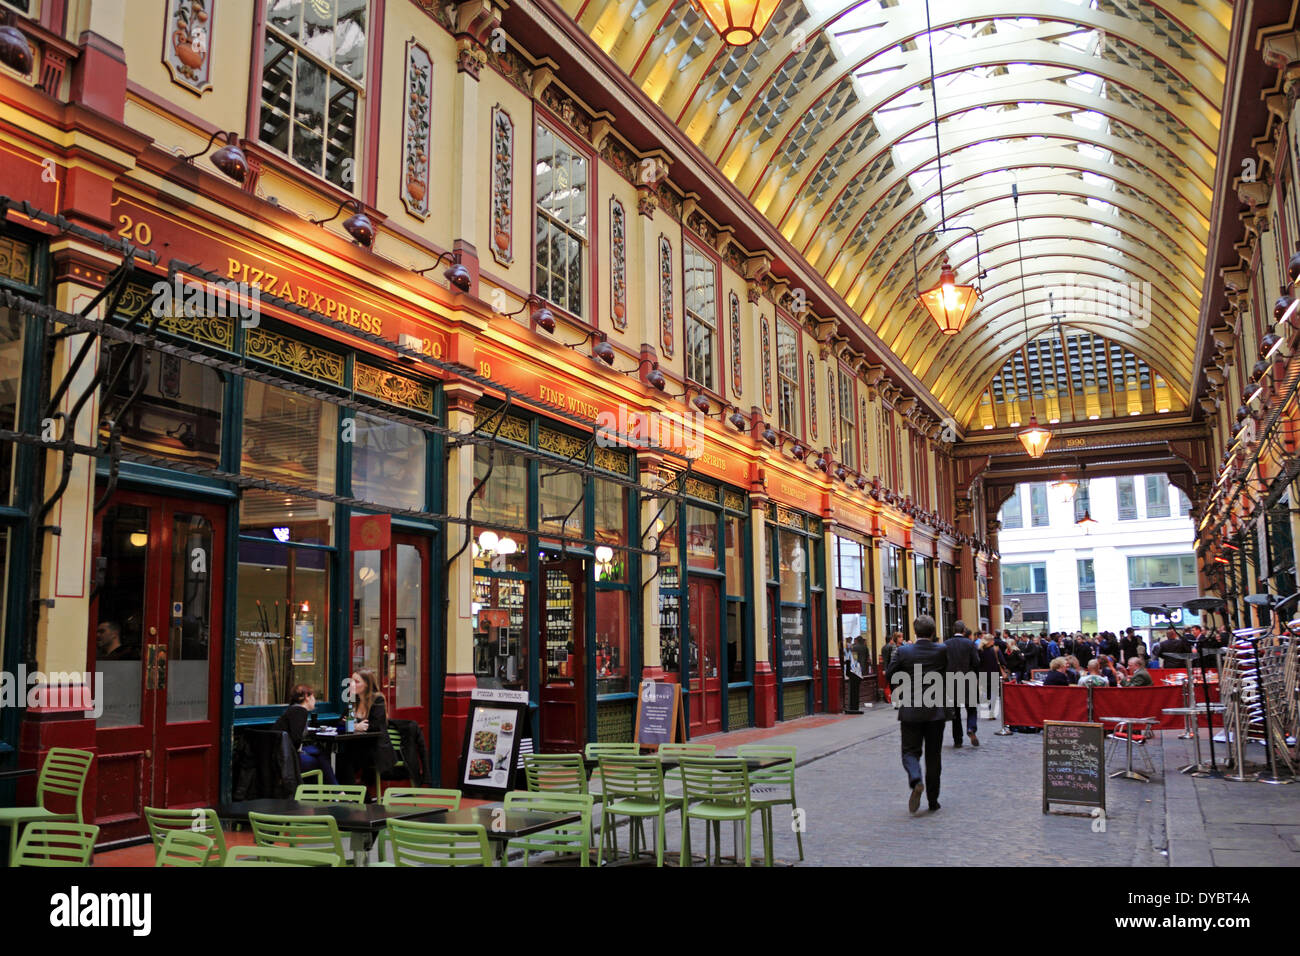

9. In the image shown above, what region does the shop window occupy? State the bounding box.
[0,307,23,504]
[838,367,857,471]
[260,0,367,190]
[351,412,426,511]
[235,538,330,707]
[472,446,528,530]
[726,599,746,682]
[776,320,801,437]
[1000,489,1022,529]
[835,536,865,591]
[1078,558,1095,591]
[683,242,717,392]
[685,504,717,570]
[594,589,630,695]
[1029,483,1049,526]
[778,529,807,605]
[658,501,681,672]
[1073,482,1090,522]
[473,544,528,691]
[538,467,583,540]
[100,345,223,471]
[594,479,627,583]
[1144,475,1170,518]
[97,506,147,727]
[1116,477,1137,520]
[724,514,745,593]
[243,380,338,499]
[534,123,588,318]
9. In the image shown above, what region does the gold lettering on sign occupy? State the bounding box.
[538,383,599,420]
[226,256,384,335]
[1065,438,1087,447]
[699,451,726,473]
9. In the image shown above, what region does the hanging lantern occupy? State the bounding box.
[695,0,782,46]
[1050,472,1078,503]
[1017,415,1052,458]
[918,261,980,335]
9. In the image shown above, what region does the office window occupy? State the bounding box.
[1029,483,1049,527]
[1176,488,1191,516]
[776,320,801,437]
[1145,475,1170,518]
[683,243,717,391]
[534,123,588,317]
[1127,554,1198,588]
[1078,558,1095,591]
[1002,562,1047,594]
[260,0,367,189]
[834,536,867,592]
[1117,477,1137,519]
[838,366,857,470]
[1000,489,1022,529]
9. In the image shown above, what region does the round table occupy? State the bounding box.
[1100,716,1158,781]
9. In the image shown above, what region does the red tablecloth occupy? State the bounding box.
[1002,683,1189,729]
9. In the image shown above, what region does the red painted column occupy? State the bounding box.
[753,662,777,727]
[18,686,96,820]
[439,673,477,786]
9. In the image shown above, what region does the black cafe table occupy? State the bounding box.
[580,755,787,774]
[218,798,443,866]
[0,768,36,783]
[429,805,584,864]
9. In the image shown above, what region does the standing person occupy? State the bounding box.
[943,620,981,748]
[880,632,904,704]
[1119,627,1140,663]
[1002,637,1026,681]
[887,615,949,814]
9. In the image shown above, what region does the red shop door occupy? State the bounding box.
[351,533,432,739]
[539,559,585,751]
[687,576,723,735]
[91,492,225,845]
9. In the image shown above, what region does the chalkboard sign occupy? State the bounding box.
[635,680,684,747]
[780,609,807,678]
[1042,720,1106,814]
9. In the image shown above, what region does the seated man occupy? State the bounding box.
[1122,657,1152,687]
[1041,657,1071,686]
[1077,659,1108,687]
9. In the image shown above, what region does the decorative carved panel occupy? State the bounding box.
[658,234,673,357]
[401,41,433,219]
[610,198,627,330]
[808,352,818,441]
[163,0,213,95]
[729,290,742,398]
[245,329,344,384]
[354,364,435,413]
[489,105,513,263]
[761,317,773,414]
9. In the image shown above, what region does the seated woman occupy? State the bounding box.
[337,669,397,790]
[1097,655,1119,686]
[1040,657,1071,686]
[274,683,337,785]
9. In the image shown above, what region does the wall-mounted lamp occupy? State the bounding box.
[727,406,747,432]
[761,423,778,446]
[500,294,557,334]
[311,199,374,247]
[618,356,668,392]
[563,327,616,366]
[0,13,33,74]
[415,250,472,294]
[180,130,248,183]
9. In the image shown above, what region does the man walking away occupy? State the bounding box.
[887,615,949,814]
[944,620,981,748]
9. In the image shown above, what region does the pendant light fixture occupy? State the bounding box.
[912,0,983,336]
[1074,464,1097,527]
[695,0,781,47]
[1012,183,1051,458]
[1050,470,1078,504]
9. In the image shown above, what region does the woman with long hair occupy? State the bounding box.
[338,669,397,792]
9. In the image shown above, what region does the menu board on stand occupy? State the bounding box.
[635,680,685,748]
[459,688,530,797]
[1042,720,1106,816]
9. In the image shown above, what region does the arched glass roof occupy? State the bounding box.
[563,0,1230,426]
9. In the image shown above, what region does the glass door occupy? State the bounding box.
[539,558,585,751]
[687,576,722,735]
[92,492,225,844]
[351,533,431,733]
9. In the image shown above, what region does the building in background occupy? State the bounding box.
[998,475,1197,636]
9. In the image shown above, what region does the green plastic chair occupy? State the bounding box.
[300,769,324,786]
[385,818,494,866]
[376,726,407,796]
[144,806,227,866]
[248,811,348,866]
[737,744,802,862]
[584,742,639,794]
[12,821,99,867]
[0,748,94,862]
[294,783,367,804]
[597,755,680,867]
[678,757,763,867]
[224,845,341,866]
[155,830,215,867]
[374,788,461,862]
[503,791,595,867]
[659,742,717,797]
[523,754,591,795]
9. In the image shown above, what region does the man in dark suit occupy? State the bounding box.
[887,615,950,813]
[944,621,981,748]
[1119,627,1140,662]
[1155,627,1189,669]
